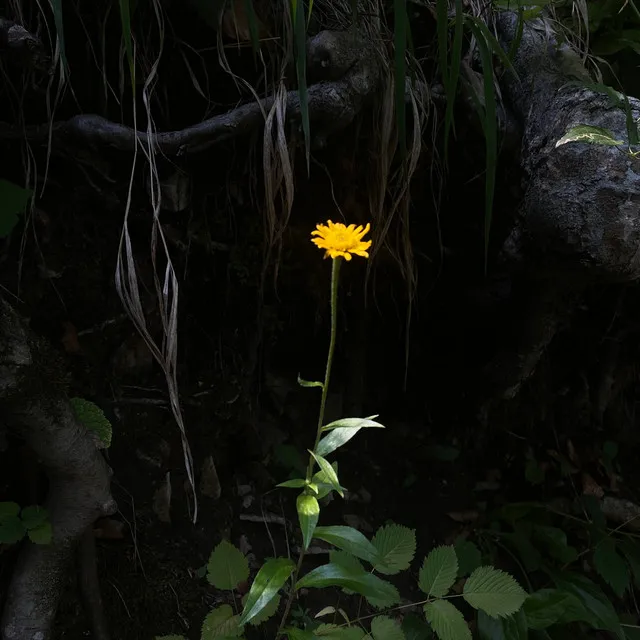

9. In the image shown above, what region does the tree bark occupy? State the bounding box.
[0,297,116,640]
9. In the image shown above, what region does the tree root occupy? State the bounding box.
[0,297,116,640]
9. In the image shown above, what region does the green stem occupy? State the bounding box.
[276,257,342,639]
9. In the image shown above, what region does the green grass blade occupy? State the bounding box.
[436,0,450,90]
[292,0,310,172]
[244,0,260,56]
[51,0,68,71]
[394,0,408,157]
[443,0,464,164]
[466,19,498,274]
[118,0,135,85]
[508,7,525,61]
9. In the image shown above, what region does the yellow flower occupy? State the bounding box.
[310,220,372,261]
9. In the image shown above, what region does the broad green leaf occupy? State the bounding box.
[0,180,32,238]
[296,562,400,608]
[523,588,591,630]
[240,558,295,625]
[315,525,381,565]
[556,125,623,148]
[371,615,404,640]
[313,624,367,639]
[0,516,26,544]
[477,609,527,640]
[308,451,343,497]
[20,505,49,530]
[201,604,243,638]
[504,526,542,573]
[594,538,630,597]
[297,493,320,550]
[297,375,323,389]
[316,427,365,457]
[453,538,481,577]
[27,522,52,545]
[549,570,624,638]
[463,567,526,618]
[372,523,416,575]
[242,592,280,626]
[330,549,365,581]
[278,479,307,489]
[0,502,21,520]
[321,416,383,432]
[70,398,113,448]
[532,525,577,564]
[424,600,471,640]
[418,546,458,598]
[206,540,249,590]
[401,613,433,640]
[619,539,640,589]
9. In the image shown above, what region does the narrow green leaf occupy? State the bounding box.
[118,0,135,85]
[277,479,308,489]
[308,451,343,497]
[292,0,310,171]
[443,0,464,164]
[330,550,365,575]
[463,567,526,619]
[312,461,341,499]
[201,604,244,639]
[0,180,32,238]
[27,522,52,545]
[424,600,471,640]
[298,374,323,389]
[394,0,408,156]
[52,0,67,71]
[477,609,527,640]
[549,570,624,638]
[314,525,381,565]
[296,563,400,608]
[297,493,320,550]
[243,0,260,55]
[206,539,249,590]
[321,416,383,432]
[593,538,630,598]
[418,546,458,598]
[242,591,281,626]
[556,125,624,148]
[523,588,591,630]
[372,523,416,575]
[316,427,365,457]
[371,615,404,640]
[240,558,295,625]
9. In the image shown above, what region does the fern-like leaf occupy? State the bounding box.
[463,567,526,619]
[372,524,416,575]
[418,546,458,597]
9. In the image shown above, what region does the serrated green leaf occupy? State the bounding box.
[242,592,280,626]
[330,549,365,589]
[463,567,526,618]
[418,546,458,598]
[297,493,320,550]
[70,398,113,448]
[424,600,471,640]
[0,516,26,544]
[372,524,416,575]
[298,374,323,389]
[20,505,49,530]
[201,604,244,638]
[532,525,578,564]
[278,479,308,489]
[314,525,380,565]
[371,615,404,640]
[27,522,52,545]
[477,609,526,640]
[594,538,630,597]
[296,562,400,608]
[308,451,343,497]
[549,570,624,638]
[0,502,21,520]
[207,540,249,590]
[240,557,295,625]
[321,416,383,432]
[401,613,433,640]
[556,125,624,148]
[453,539,481,577]
[0,180,32,238]
[523,588,591,630]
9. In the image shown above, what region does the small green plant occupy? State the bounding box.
[0,502,52,545]
[157,221,527,639]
